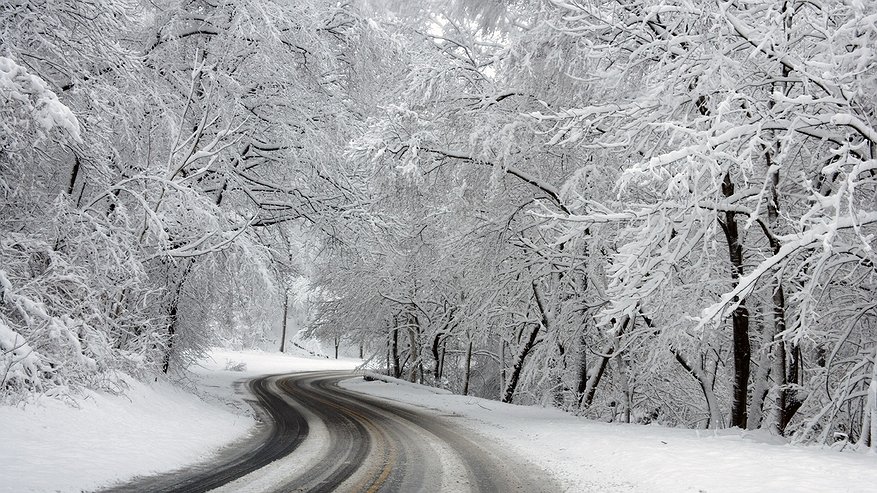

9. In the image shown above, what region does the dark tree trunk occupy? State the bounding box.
[67,153,81,197]
[720,172,751,429]
[406,326,419,383]
[581,316,632,409]
[391,327,400,378]
[581,345,612,408]
[463,340,473,396]
[279,291,288,353]
[161,260,194,374]
[438,338,447,381]
[432,333,443,384]
[162,301,177,374]
[576,330,588,396]
[499,339,506,398]
[502,324,540,403]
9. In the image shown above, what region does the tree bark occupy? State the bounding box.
[499,338,506,399]
[279,291,288,353]
[432,332,443,384]
[438,337,446,381]
[674,349,723,429]
[407,324,419,383]
[759,155,804,434]
[502,324,540,403]
[581,343,612,408]
[576,330,588,396]
[391,327,400,378]
[67,153,81,198]
[161,259,194,374]
[858,347,877,450]
[581,316,629,409]
[162,301,177,374]
[748,348,771,430]
[616,354,631,423]
[463,339,473,396]
[720,172,751,429]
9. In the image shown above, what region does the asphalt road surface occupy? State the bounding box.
[104,371,558,492]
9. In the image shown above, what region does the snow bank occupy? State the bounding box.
[196,347,360,375]
[0,374,251,493]
[342,377,877,493]
[0,348,360,493]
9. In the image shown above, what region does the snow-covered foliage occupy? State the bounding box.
[1,0,378,400]
[0,55,153,399]
[303,0,877,449]
[0,56,81,144]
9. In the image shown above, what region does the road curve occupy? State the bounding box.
[103,371,558,492]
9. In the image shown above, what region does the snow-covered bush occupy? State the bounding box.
[0,199,169,401]
[0,56,165,401]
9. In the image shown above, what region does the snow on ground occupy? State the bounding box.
[342,375,877,493]
[0,373,249,493]
[0,347,358,493]
[6,348,871,493]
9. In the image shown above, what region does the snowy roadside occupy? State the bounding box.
[341,375,877,493]
[6,349,872,493]
[0,348,359,493]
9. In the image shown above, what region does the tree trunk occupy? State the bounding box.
[616,354,631,423]
[576,330,588,397]
[463,339,473,396]
[674,349,723,429]
[581,343,612,408]
[502,324,540,403]
[553,342,567,408]
[869,356,877,451]
[161,259,194,374]
[438,338,446,381]
[67,153,81,198]
[391,327,400,378]
[432,333,443,385]
[581,316,630,409]
[499,339,506,398]
[407,326,418,383]
[856,347,877,450]
[721,172,751,429]
[756,155,804,434]
[162,301,177,374]
[748,348,771,430]
[279,291,288,353]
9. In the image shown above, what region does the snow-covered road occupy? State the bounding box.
[105,371,557,492]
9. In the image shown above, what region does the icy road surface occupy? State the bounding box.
[108,371,558,492]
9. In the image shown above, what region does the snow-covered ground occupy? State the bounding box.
[4,349,875,492]
[0,348,358,493]
[342,375,877,493]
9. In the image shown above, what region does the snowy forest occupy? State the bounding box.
[2,0,876,449]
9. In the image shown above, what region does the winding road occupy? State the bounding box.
[104,371,557,493]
